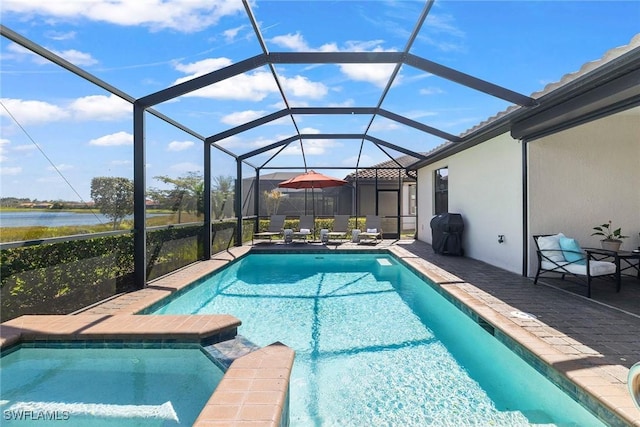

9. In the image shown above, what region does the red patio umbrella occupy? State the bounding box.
[278,170,347,216]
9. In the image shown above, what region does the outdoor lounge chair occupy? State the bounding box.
[533,233,619,298]
[327,215,350,242]
[359,215,382,244]
[253,215,285,244]
[291,215,314,242]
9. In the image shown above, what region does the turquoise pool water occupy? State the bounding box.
[151,253,606,426]
[0,346,223,426]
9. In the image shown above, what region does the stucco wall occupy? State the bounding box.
[417,133,524,274]
[527,106,640,274]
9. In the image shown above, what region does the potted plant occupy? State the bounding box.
[591,220,628,251]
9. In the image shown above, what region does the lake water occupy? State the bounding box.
[0,211,165,228]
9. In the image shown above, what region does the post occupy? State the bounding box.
[204,142,212,259]
[133,102,147,289]
[235,159,243,246]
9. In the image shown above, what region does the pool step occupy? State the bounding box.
[202,335,261,370]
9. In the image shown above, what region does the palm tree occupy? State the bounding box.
[212,175,234,220]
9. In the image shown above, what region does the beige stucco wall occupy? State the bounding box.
[417,133,524,274]
[527,106,640,274]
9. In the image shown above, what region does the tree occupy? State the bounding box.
[90,177,134,229]
[153,172,204,223]
[264,189,283,215]
[212,175,234,220]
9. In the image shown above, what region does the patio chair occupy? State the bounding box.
[533,233,619,298]
[253,215,285,244]
[327,215,350,243]
[359,215,382,244]
[291,215,315,242]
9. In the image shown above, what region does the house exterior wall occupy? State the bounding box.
[527,106,640,275]
[416,106,639,277]
[417,133,524,274]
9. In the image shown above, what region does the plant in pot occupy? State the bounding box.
[591,220,628,251]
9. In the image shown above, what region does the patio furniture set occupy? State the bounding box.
[533,233,640,298]
[252,215,383,245]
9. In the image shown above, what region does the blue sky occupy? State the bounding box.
[1,0,638,202]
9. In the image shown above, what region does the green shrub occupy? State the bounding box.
[1,219,255,321]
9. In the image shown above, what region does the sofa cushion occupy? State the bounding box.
[537,233,565,263]
[541,260,616,277]
[558,236,586,265]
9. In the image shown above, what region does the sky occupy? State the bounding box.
[1,0,639,202]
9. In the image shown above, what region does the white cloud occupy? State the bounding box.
[110,159,132,166]
[5,42,96,66]
[2,0,245,33]
[269,32,398,88]
[405,110,439,120]
[177,69,279,101]
[0,166,22,176]
[270,32,311,51]
[343,154,375,166]
[167,140,195,151]
[281,75,328,99]
[339,63,396,88]
[0,95,130,126]
[5,42,37,60]
[50,48,98,66]
[281,132,339,156]
[419,87,445,96]
[89,131,133,146]
[370,120,401,132]
[47,163,73,172]
[174,57,328,102]
[170,162,202,173]
[223,25,247,43]
[0,98,70,125]
[299,127,320,135]
[13,144,37,151]
[221,110,266,126]
[45,30,76,41]
[173,57,233,77]
[0,138,9,162]
[70,94,131,121]
[327,99,355,108]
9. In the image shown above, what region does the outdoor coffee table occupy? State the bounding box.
[616,250,640,280]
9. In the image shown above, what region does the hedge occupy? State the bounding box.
[1,219,255,321]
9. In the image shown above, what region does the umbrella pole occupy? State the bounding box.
[312,186,315,240]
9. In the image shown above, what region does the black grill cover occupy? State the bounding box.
[430,213,464,256]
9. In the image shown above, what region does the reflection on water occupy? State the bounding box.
[0,211,166,228]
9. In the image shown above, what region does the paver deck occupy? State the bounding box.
[3,239,639,425]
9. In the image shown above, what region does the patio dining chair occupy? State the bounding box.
[252,215,285,244]
[532,233,619,298]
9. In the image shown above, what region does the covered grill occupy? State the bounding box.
[430,213,464,256]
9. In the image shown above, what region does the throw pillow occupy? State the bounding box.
[536,233,565,262]
[559,236,586,265]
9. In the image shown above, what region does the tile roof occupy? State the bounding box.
[344,154,423,181]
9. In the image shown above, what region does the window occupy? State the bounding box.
[408,184,416,215]
[434,167,448,214]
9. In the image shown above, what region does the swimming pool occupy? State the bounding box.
[149,252,606,426]
[0,344,224,426]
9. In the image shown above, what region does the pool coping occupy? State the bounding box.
[2,244,638,425]
[387,245,637,426]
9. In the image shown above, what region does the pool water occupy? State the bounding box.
[0,346,223,426]
[151,253,606,426]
